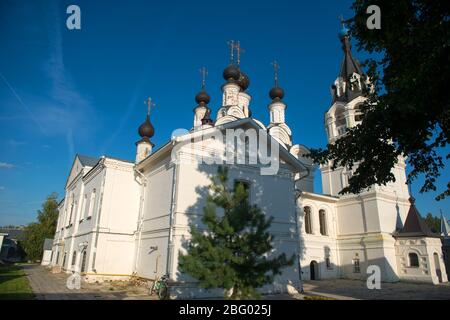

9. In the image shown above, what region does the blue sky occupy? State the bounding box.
[0,0,448,225]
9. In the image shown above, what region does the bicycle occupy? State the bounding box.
[150,274,169,300]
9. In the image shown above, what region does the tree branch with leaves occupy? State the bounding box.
[310,0,449,200]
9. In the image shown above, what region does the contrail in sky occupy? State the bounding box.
[0,72,47,135]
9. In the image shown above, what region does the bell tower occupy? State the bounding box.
[321,22,409,202]
[321,22,373,196]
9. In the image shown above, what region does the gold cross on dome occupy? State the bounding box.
[144,97,155,116]
[235,41,245,66]
[271,60,280,87]
[227,40,235,64]
[199,67,208,89]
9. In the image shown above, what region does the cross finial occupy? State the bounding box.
[227,40,235,64]
[235,41,245,67]
[144,97,155,116]
[199,67,208,90]
[271,60,280,87]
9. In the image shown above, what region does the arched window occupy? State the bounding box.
[304,207,312,234]
[409,252,419,268]
[335,107,347,136]
[81,251,87,273]
[335,108,346,126]
[71,251,77,266]
[354,103,364,122]
[319,210,328,236]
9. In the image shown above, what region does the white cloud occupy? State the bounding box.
[32,3,97,163]
[0,162,14,169]
[0,186,5,191]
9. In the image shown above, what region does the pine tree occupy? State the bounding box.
[179,166,294,299]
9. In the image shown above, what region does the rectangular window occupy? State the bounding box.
[62,252,67,268]
[81,251,87,273]
[326,257,332,269]
[72,201,78,224]
[81,194,88,221]
[71,251,77,266]
[353,258,360,273]
[88,190,96,218]
[68,202,74,226]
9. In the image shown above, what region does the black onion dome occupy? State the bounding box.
[269,86,285,100]
[195,90,210,104]
[223,64,240,82]
[138,116,155,138]
[237,72,250,91]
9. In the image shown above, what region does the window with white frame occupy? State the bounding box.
[353,253,361,273]
[304,207,312,234]
[81,194,88,220]
[319,209,328,236]
[71,251,77,266]
[87,189,96,219]
[68,199,75,226]
[409,252,419,268]
[354,103,364,122]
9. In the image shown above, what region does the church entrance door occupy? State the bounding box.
[310,261,319,280]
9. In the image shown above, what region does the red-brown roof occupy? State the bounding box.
[395,197,440,238]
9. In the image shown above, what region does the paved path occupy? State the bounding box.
[22,265,450,300]
[22,264,154,300]
[302,279,450,300]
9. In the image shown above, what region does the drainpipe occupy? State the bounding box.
[166,161,178,280]
[133,167,147,274]
[91,157,106,273]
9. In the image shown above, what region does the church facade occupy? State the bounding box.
[48,30,448,298]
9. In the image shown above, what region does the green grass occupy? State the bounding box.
[0,264,35,300]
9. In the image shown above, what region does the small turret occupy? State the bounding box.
[267,60,291,148]
[135,97,155,163]
[193,67,213,129]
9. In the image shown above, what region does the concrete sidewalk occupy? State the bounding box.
[22,265,450,300]
[302,279,450,300]
[22,264,154,300]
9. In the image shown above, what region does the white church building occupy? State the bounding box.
[48,29,448,297]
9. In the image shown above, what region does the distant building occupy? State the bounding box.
[41,238,54,266]
[0,228,24,263]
